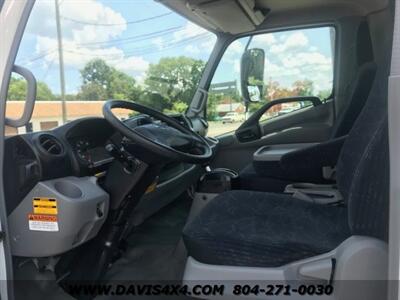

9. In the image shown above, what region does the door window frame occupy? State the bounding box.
[203,23,339,129]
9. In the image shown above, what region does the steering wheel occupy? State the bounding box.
[103,100,212,164]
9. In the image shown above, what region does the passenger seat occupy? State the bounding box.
[239,22,377,192]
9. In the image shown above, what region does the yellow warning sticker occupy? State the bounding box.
[33,197,58,215]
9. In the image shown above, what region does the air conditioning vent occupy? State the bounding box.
[38,134,63,156]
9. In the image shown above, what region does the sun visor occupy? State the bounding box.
[186,0,268,34]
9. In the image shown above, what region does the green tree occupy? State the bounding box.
[109,70,137,99]
[37,82,55,100]
[292,79,314,96]
[163,101,188,114]
[317,89,332,101]
[7,77,26,100]
[81,59,112,88]
[207,93,222,121]
[144,56,205,112]
[7,76,55,100]
[77,82,108,101]
[78,59,141,101]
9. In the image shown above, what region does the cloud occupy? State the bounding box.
[113,56,149,74]
[26,0,150,81]
[35,36,149,76]
[184,45,201,54]
[281,52,331,68]
[261,31,332,92]
[229,40,245,54]
[150,21,216,55]
[270,32,309,54]
[151,37,164,50]
[252,34,276,47]
[233,59,240,73]
[285,32,308,48]
[200,35,217,52]
[222,40,244,63]
[27,0,126,43]
[173,22,208,40]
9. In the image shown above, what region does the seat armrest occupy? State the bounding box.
[280,135,347,172]
[253,143,318,162]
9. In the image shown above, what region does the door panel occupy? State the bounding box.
[203,26,336,172]
[210,101,334,172]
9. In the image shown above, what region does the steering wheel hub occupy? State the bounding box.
[103,100,212,164]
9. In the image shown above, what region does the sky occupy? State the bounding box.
[15,0,334,95]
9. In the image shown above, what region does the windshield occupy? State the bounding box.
[7,0,216,134]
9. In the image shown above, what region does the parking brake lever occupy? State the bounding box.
[105,144,140,173]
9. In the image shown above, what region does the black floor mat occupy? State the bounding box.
[126,192,192,246]
[98,193,193,299]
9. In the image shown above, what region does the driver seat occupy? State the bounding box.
[182,68,389,293]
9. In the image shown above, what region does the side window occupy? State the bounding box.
[207,27,335,137]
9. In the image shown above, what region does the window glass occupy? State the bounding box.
[6,0,216,135]
[207,27,335,137]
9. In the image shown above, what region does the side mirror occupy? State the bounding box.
[240,48,265,102]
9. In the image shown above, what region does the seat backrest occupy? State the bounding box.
[336,67,389,241]
[331,62,377,138]
[331,21,377,138]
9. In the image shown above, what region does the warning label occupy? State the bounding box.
[33,197,58,215]
[28,214,59,232]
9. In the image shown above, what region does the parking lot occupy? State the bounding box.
[207,121,242,137]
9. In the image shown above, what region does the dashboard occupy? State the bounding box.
[65,119,116,172]
[3,114,217,216]
[4,118,115,214]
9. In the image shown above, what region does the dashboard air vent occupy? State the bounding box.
[38,134,63,155]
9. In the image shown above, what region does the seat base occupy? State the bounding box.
[183,236,388,300]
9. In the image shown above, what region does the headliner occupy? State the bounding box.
[158,0,390,34]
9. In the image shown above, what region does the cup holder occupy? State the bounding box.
[198,168,239,193]
[211,168,239,178]
[54,181,83,199]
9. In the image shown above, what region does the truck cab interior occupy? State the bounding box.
[0,0,395,299]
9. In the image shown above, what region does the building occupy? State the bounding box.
[216,102,245,116]
[5,101,131,136]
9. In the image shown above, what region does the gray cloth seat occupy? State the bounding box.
[239,61,377,192]
[183,65,389,267]
[183,191,350,267]
[239,22,377,191]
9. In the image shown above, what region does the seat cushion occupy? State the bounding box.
[183,190,350,268]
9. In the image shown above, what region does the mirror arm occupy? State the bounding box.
[244,35,253,52]
[5,65,37,128]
